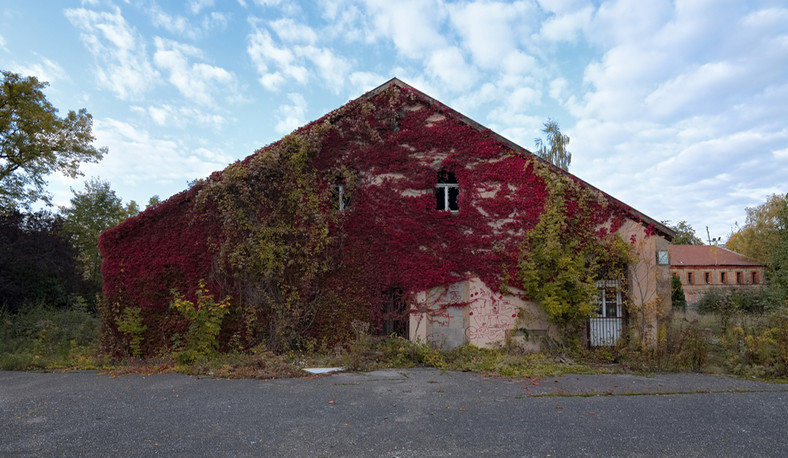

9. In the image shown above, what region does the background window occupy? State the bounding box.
[687,272,693,284]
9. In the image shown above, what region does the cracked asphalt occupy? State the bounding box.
[1,369,787,457]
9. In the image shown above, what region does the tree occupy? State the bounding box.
[0,209,82,311]
[60,178,137,293]
[769,194,788,302]
[667,220,703,245]
[671,273,686,310]
[534,119,571,171]
[726,194,787,262]
[146,195,161,209]
[0,71,106,210]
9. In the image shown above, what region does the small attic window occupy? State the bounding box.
[333,184,350,212]
[435,170,459,212]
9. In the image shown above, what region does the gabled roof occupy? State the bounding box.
[668,245,765,267]
[361,78,675,240]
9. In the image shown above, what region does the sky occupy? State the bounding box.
[1,0,786,242]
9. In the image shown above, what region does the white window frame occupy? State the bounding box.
[595,280,622,318]
[435,182,459,212]
[335,184,346,212]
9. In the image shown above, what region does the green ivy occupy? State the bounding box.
[196,128,347,351]
[517,159,631,343]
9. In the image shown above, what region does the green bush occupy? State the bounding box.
[115,307,147,358]
[0,302,102,370]
[170,280,232,362]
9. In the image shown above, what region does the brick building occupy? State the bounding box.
[669,245,766,306]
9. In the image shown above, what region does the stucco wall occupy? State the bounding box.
[410,278,559,351]
[408,219,673,351]
[616,220,672,346]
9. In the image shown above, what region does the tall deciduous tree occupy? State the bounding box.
[534,119,571,171]
[726,194,787,263]
[769,194,788,300]
[0,71,106,210]
[60,178,137,292]
[667,220,704,245]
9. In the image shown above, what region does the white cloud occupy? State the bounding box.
[132,104,228,129]
[189,0,215,14]
[150,5,199,39]
[364,0,447,59]
[65,6,158,100]
[0,34,7,52]
[259,73,286,91]
[448,1,535,69]
[349,71,387,94]
[536,0,587,15]
[12,58,66,85]
[74,118,231,197]
[270,18,318,43]
[246,21,350,91]
[202,12,229,30]
[500,51,539,78]
[587,0,673,48]
[645,61,744,119]
[251,0,302,15]
[247,26,308,91]
[153,37,237,105]
[275,93,308,134]
[549,77,569,103]
[317,0,368,42]
[427,46,477,92]
[299,45,351,90]
[539,6,593,43]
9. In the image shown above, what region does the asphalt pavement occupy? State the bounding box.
[1,368,787,457]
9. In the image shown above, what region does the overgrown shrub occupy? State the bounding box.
[115,307,147,358]
[170,280,231,364]
[723,313,788,377]
[697,289,738,333]
[0,302,102,370]
[670,320,710,370]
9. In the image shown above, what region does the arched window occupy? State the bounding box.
[435,170,459,212]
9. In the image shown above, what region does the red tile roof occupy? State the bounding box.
[668,245,765,267]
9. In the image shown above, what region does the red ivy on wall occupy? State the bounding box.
[99,81,637,354]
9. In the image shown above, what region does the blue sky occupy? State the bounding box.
[1,0,786,242]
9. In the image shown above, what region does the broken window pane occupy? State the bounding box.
[436,170,459,212]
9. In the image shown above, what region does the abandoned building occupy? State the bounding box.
[99,78,674,355]
[669,245,766,307]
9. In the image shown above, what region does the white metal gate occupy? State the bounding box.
[589,280,623,347]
